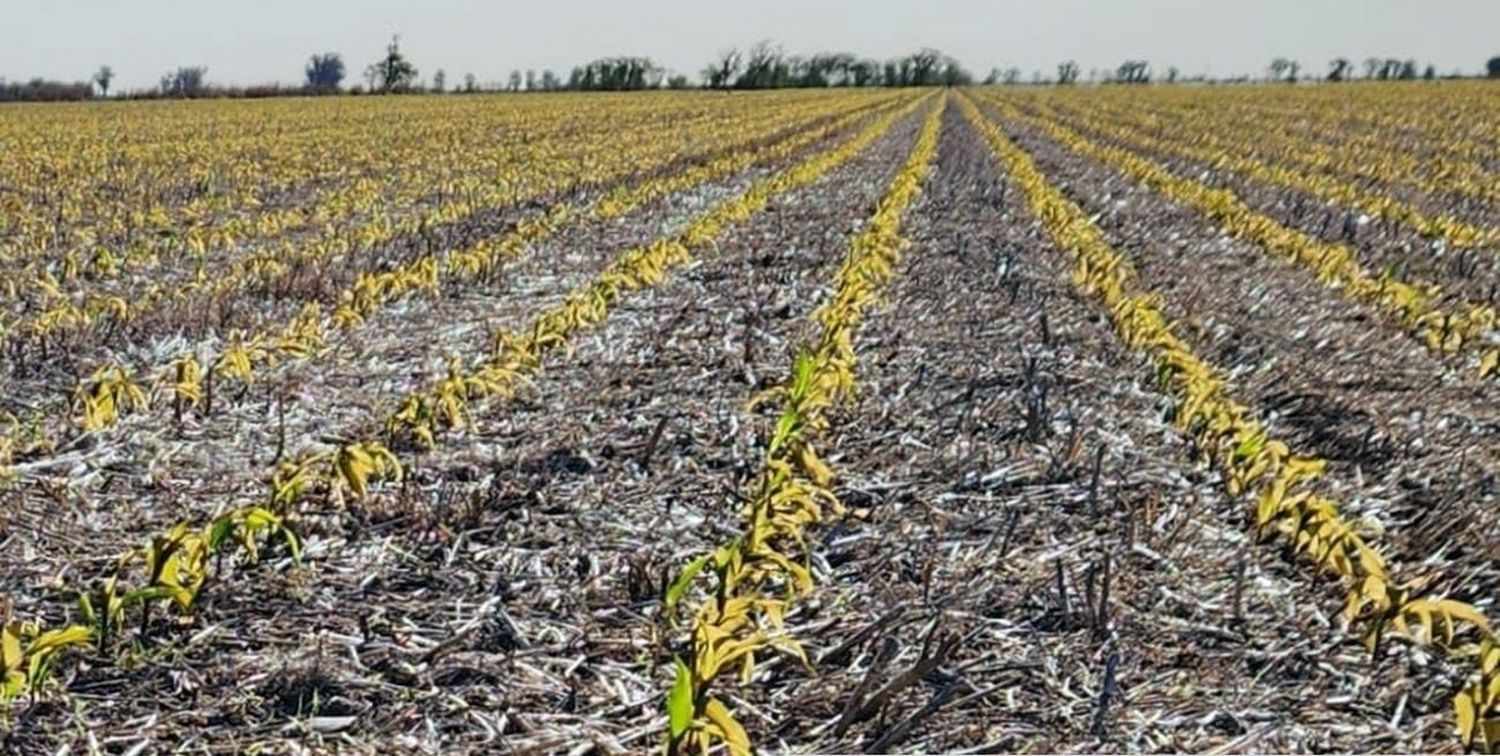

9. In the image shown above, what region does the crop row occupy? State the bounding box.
[1033,93,1500,251]
[976,92,1499,380]
[665,94,944,755]
[1074,83,1500,195]
[963,92,1500,752]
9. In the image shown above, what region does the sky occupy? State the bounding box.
[4,0,1498,91]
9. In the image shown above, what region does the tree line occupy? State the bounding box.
[4,37,1498,102]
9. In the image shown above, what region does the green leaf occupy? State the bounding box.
[206,516,237,555]
[667,657,694,742]
[76,593,97,629]
[664,554,710,613]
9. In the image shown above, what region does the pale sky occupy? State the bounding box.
[4,0,1498,91]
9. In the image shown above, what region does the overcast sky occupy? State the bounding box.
[4,0,1498,90]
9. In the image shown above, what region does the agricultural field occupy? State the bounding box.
[0,81,1498,753]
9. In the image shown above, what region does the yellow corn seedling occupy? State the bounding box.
[166,355,204,423]
[1,618,92,703]
[270,440,403,509]
[1457,637,1500,752]
[79,505,298,646]
[74,363,149,430]
[667,95,945,756]
[961,92,1500,752]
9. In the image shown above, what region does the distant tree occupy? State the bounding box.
[93,65,114,97]
[1268,58,1291,81]
[1003,67,1021,85]
[795,53,858,87]
[524,69,536,91]
[0,77,94,102]
[366,35,418,93]
[1374,58,1408,80]
[1327,57,1350,81]
[736,41,791,89]
[507,70,522,91]
[938,55,973,86]
[567,57,662,90]
[1165,65,1179,84]
[305,53,345,91]
[1057,60,1080,85]
[1363,57,1382,79]
[432,69,446,92]
[850,59,880,87]
[540,70,560,90]
[463,72,476,92]
[1489,56,1500,78]
[702,49,742,89]
[1423,64,1436,80]
[666,74,691,89]
[160,66,208,96]
[1115,60,1150,84]
[905,48,942,84]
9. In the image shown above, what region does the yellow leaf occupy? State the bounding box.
[795,443,834,488]
[1456,688,1479,747]
[1,622,22,673]
[28,626,91,655]
[704,697,752,756]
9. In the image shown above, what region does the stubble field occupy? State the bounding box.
[1,82,1498,753]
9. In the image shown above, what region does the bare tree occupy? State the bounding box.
[738,42,787,89]
[1115,60,1150,84]
[702,49,742,90]
[1327,57,1351,82]
[432,69,446,92]
[1057,60,1080,85]
[1268,58,1290,81]
[366,35,418,93]
[93,65,114,97]
[160,66,208,97]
